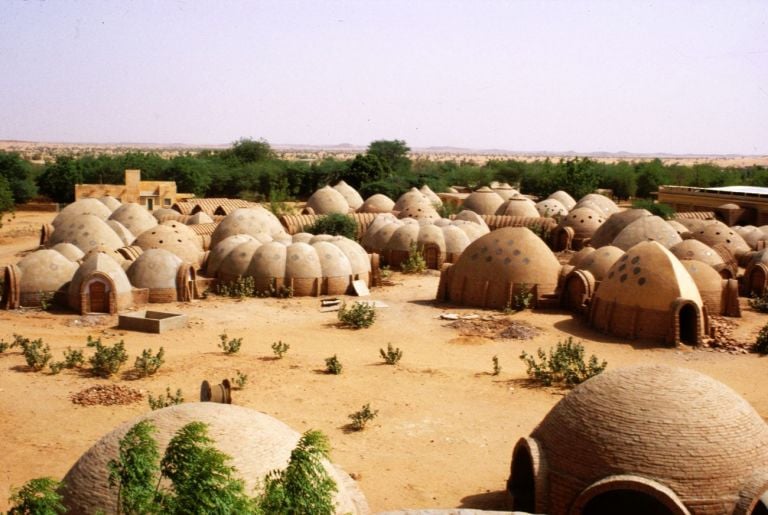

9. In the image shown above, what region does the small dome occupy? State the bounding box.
[49,242,85,262]
[497,197,540,217]
[454,210,490,231]
[535,198,568,218]
[557,207,605,240]
[574,193,619,216]
[48,214,126,253]
[611,215,683,250]
[419,184,443,206]
[15,249,78,294]
[669,239,727,270]
[737,225,768,249]
[97,196,121,211]
[680,259,724,314]
[69,252,132,297]
[217,238,270,282]
[186,211,214,225]
[210,207,287,249]
[589,209,651,248]
[109,203,158,236]
[358,194,395,213]
[513,365,768,514]
[439,227,560,309]
[333,181,364,210]
[394,188,430,211]
[127,249,184,290]
[134,221,203,265]
[397,202,440,221]
[547,190,576,210]
[692,221,751,257]
[105,220,136,246]
[571,245,624,281]
[152,208,180,220]
[462,187,505,215]
[666,219,691,239]
[491,184,520,201]
[61,403,367,514]
[206,234,258,277]
[54,198,112,226]
[306,186,350,215]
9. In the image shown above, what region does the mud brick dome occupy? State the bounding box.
[134,220,204,266]
[535,198,568,217]
[307,185,351,214]
[611,215,683,250]
[589,208,651,248]
[1,249,79,308]
[359,193,395,213]
[670,239,732,278]
[97,195,122,211]
[508,365,768,515]
[109,202,158,236]
[61,403,369,514]
[573,193,620,217]
[48,213,126,253]
[548,190,577,210]
[497,197,540,218]
[437,226,560,309]
[53,198,112,225]
[49,242,85,262]
[333,180,364,210]
[419,184,442,206]
[209,207,288,248]
[393,187,431,212]
[691,220,751,258]
[462,186,505,215]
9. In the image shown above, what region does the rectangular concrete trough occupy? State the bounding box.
[118,310,188,333]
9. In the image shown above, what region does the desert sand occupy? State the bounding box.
[1,211,767,512]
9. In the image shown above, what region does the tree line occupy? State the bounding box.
[1,138,768,212]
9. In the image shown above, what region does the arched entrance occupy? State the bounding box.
[509,444,535,512]
[678,303,698,346]
[88,280,109,313]
[582,490,677,515]
[423,244,441,270]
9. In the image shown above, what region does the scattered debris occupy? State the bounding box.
[70,384,144,406]
[440,313,479,320]
[352,280,370,296]
[320,298,342,312]
[701,315,752,354]
[447,316,540,340]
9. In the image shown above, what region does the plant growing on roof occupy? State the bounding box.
[519,337,606,387]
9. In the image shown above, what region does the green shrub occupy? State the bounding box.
[519,337,607,387]
[215,276,256,298]
[631,199,675,220]
[324,355,343,375]
[0,338,9,353]
[755,324,768,354]
[749,293,768,313]
[338,302,376,329]
[400,242,426,274]
[271,340,290,359]
[7,477,65,515]
[306,213,358,240]
[87,336,129,378]
[218,333,242,355]
[15,335,52,372]
[49,362,65,375]
[63,347,85,368]
[255,281,294,299]
[379,343,402,365]
[492,355,501,376]
[348,403,378,431]
[148,387,184,411]
[256,430,337,515]
[436,202,461,219]
[233,370,248,389]
[107,420,160,515]
[511,283,533,311]
[134,347,165,377]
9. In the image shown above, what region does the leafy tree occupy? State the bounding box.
[0,175,14,227]
[366,139,411,176]
[0,151,37,203]
[7,477,66,515]
[306,213,358,240]
[37,156,83,203]
[108,420,162,514]
[342,153,386,189]
[558,158,600,200]
[635,158,670,198]
[227,138,274,164]
[167,156,213,197]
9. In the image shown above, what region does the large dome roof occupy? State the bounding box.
[69,252,132,296]
[691,221,751,257]
[535,198,568,218]
[126,248,184,289]
[61,403,368,514]
[333,180,364,210]
[134,221,203,265]
[574,193,619,216]
[570,245,624,281]
[547,190,576,210]
[669,239,727,272]
[557,207,605,240]
[589,209,651,248]
[611,215,683,250]
[419,184,442,206]
[496,197,539,218]
[520,365,768,514]
[462,187,505,215]
[48,214,126,253]
[358,193,395,213]
[307,185,350,215]
[393,188,430,211]
[15,249,78,293]
[54,198,112,226]
[209,207,287,248]
[109,203,158,236]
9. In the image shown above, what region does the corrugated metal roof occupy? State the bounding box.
[704,186,768,195]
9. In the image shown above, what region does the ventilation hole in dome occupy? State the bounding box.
[507,240,514,246]
[588,215,592,219]
[152,231,156,235]
[631,256,640,264]
[620,274,628,282]
[522,257,530,264]
[716,231,720,235]
[513,249,521,256]
[504,257,511,264]
[726,239,731,243]
[485,256,492,262]
[638,277,646,285]
[619,264,626,271]
[159,240,164,244]
[633,267,641,274]
[620,254,628,261]
[609,271,615,279]
[471,254,478,260]
[580,219,585,223]
[240,252,247,257]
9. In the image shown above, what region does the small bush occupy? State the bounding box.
[437,202,461,219]
[218,333,242,355]
[49,361,65,375]
[134,347,165,377]
[215,276,256,298]
[233,370,248,389]
[400,241,427,274]
[348,403,378,431]
[7,477,65,515]
[324,355,343,375]
[755,324,768,354]
[63,347,85,368]
[87,336,129,378]
[271,340,290,359]
[338,302,376,329]
[306,213,358,240]
[15,336,52,372]
[632,199,675,220]
[492,355,501,376]
[748,293,768,313]
[511,283,533,311]
[148,387,184,410]
[379,343,402,365]
[520,337,607,387]
[255,280,294,299]
[38,291,53,311]
[0,339,9,353]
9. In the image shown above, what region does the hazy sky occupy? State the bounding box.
[1,1,767,154]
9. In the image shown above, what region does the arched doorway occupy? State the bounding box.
[509,445,535,512]
[582,490,676,515]
[88,280,109,313]
[423,244,441,270]
[678,303,698,345]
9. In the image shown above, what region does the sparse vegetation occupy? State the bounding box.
[218,333,242,355]
[37,291,53,311]
[215,276,256,298]
[63,347,85,369]
[632,198,675,219]
[87,336,129,378]
[148,387,184,411]
[379,343,402,365]
[755,324,768,355]
[233,370,248,389]
[271,340,290,359]
[306,213,358,240]
[749,292,768,313]
[0,338,9,353]
[14,335,52,372]
[400,242,427,274]
[338,302,376,329]
[492,355,501,376]
[348,403,378,431]
[134,347,166,377]
[324,355,343,375]
[7,477,65,515]
[511,283,534,311]
[520,337,607,387]
[48,361,65,375]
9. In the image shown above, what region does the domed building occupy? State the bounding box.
[68,252,135,314]
[588,241,707,345]
[185,211,214,225]
[437,227,561,309]
[548,190,577,211]
[589,209,651,249]
[49,242,85,262]
[611,216,683,251]
[305,185,350,215]
[491,183,520,201]
[109,202,158,236]
[552,207,605,251]
[535,198,568,218]
[48,214,126,254]
[669,239,734,279]
[1,249,78,309]
[691,221,751,259]
[574,193,620,217]
[53,198,112,226]
[61,403,369,514]
[680,259,740,317]
[134,221,204,266]
[358,193,395,214]
[497,197,540,218]
[508,365,768,515]
[97,195,122,211]
[209,207,288,249]
[126,249,198,302]
[105,220,136,246]
[735,225,768,250]
[397,201,441,222]
[743,249,768,296]
[393,188,431,212]
[560,246,624,314]
[333,180,364,211]
[462,187,505,215]
[419,184,443,206]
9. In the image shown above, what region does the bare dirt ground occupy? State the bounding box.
[1,212,767,512]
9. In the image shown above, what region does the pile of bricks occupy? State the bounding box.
[71,384,144,406]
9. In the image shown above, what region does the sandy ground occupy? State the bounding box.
[1,211,767,512]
